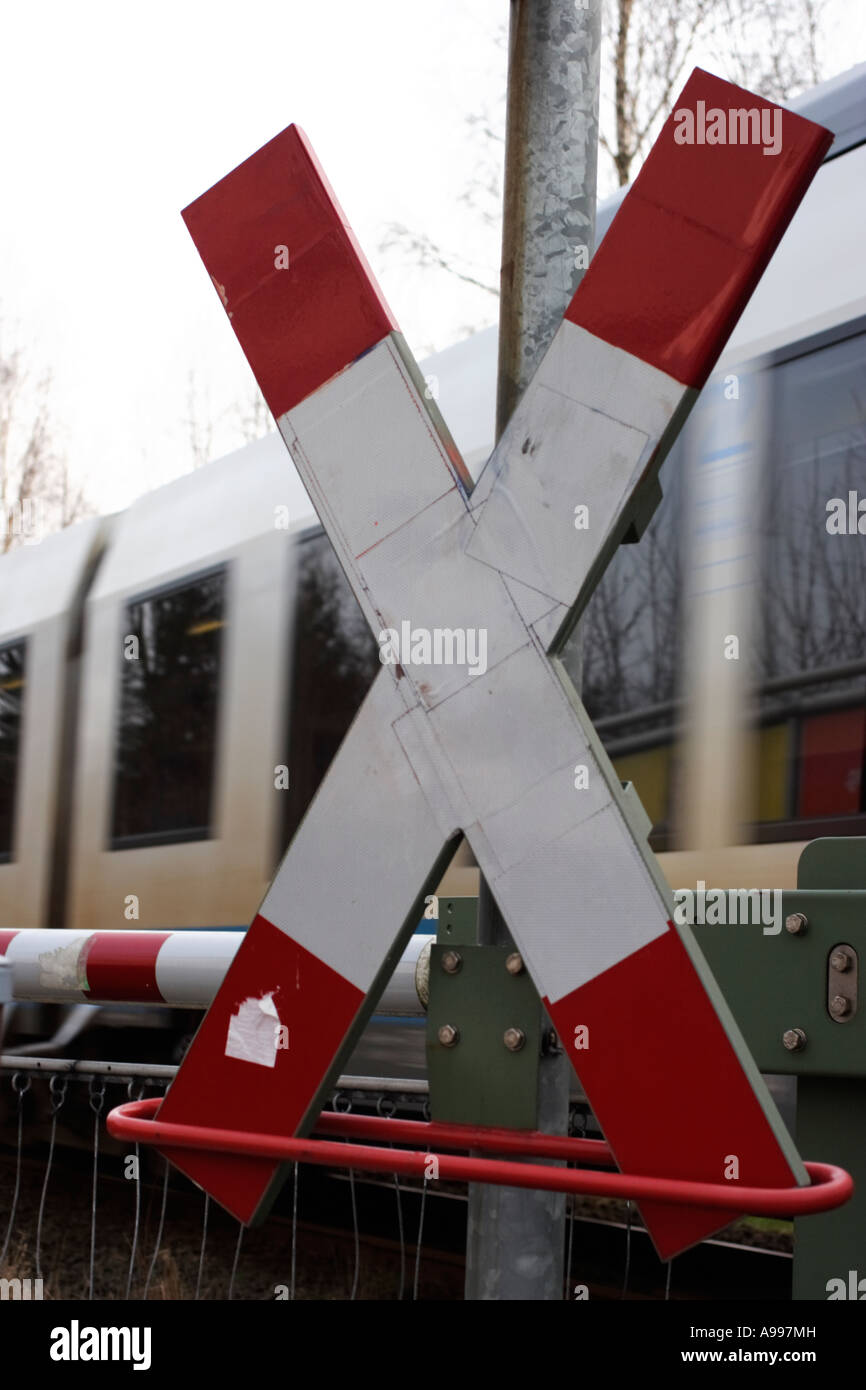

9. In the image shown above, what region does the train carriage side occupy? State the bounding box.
[67,434,320,935]
[0,516,109,934]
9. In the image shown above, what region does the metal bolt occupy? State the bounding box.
[785,912,808,936]
[830,948,852,973]
[505,952,524,975]
[503,1027,526,1052]
[782,1027,807,1052]
[437,1023,460,1048]
[830,994,851,1019]
[441,950,463,975]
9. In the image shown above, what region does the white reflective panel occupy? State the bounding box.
[358,491,525,709]
[259,668,448,994]
[479,799,669,999]
[282,338,460,565]
[466,324,685,612]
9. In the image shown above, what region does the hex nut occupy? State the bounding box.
[785,912,808,936]
[829,994,851,1019]
[437,1023,460,1048]
[441,950,463,975]
[782,1027,807,1052]
[503,1027,526,1053]
[830,948,852,973]
[505,952,525,976]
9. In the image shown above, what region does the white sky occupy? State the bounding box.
[1,0,864,514]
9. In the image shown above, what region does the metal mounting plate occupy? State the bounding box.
[695,891,866,1077]
[427,943,543,1129]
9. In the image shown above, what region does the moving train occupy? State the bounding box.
[1,63,865,1065]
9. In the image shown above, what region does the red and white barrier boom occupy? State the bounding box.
[0,929,428,1014]
[156,69,831,1259]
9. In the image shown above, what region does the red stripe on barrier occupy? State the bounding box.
[183,125,397,420]
[156,914,365,1224]
[565,68,832,389]
[79,931,171,1002]
[0,930,20,955]
[545,922,802,1260]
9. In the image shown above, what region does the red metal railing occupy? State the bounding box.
[107,1099,852,1217]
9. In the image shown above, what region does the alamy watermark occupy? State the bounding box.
[378,621,488,677]
[673,881,782,936]
[673,101,782,157]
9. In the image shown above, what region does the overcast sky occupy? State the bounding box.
[1,0,864,515]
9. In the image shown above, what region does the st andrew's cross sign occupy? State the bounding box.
[158,69,831,1260]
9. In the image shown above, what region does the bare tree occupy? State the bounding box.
[720,0,824,106]
[603,0,718,186]
[377,28,506,317]
[602,0,828,186]
[383,0,833,318]
[184,368,215,470]
[232,387,271,445]
[185,370,272,469]
[377,97,504,307]
[0,334,88,553]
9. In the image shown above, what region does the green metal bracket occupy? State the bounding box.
[693,890,865,1077]
[429,848,866,1299]
[427,898,548,1129]
[694,838,866,1300]
[793,840,865,1301]
[434,895,483,947]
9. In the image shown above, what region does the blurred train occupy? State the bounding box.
[1,63,865,1067]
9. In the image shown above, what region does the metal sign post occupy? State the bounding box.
[466,0,602,1302]
[157,68,831,1274]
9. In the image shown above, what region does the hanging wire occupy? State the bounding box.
[347,1165,360,1301]
[621,1200,633,1298]
[227,1223,244,1301]
[87,1077,106,1300]
[564,1107,587,1300]
[289,1163,299,1301]
[0,1072,30,1270]
[35,1074,68,1284]
[124,1081,145,1300]
[412,1173,428,1302]
[377,1093,406,1301]
[142,1159,170,1300]
[194,1193,210,1301]
[564,1192,576,1301]
[665,1258,673,1301]
[393,1171,406,1302]
[332,1091,360,1301]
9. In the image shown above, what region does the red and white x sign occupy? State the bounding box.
[159,69,830,1259]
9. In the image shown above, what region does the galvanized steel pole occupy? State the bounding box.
[466,0,601,1301]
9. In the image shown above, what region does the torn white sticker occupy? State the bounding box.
[38,936,91,993]
[225,991,282,1068]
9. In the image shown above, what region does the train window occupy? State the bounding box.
[0,640,26,862]
[761,330,866,685]
[278,532,379,856]
[796,709,865,819]
[753,327,866,827]
[754,723,790,823]
[567,441,685,836]
[110,568,226,848]
[572,441,684,728]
